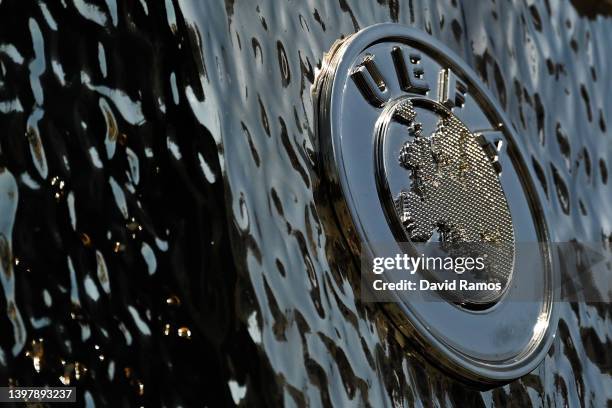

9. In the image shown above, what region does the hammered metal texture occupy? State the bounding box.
[392,100,514,301]
[396,112,512,245]
[0,0,610,407]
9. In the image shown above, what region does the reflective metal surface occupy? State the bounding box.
[314,24,557,384]
[0,0,610,406]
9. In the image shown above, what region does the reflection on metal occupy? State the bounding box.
[377,97,514,305]
[315,24,558,385]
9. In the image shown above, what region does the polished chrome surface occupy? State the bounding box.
[376,97,515,305]
[0,0,610,406]
[315,24,558,384]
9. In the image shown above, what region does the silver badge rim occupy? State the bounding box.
[314,23,559,385]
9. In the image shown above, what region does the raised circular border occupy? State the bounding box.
[314,23,559,385]
[373,96,515,306]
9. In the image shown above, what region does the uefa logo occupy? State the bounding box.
[315,24,558,385]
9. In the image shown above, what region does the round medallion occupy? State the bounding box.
[315,24,558,384]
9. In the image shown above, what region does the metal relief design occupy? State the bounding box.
[315,24,558,385]
[380,98,514,304]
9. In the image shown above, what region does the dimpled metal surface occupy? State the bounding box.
[394,104,514,245]
[0,0,610,407]
[390,100,514,301]
[319,26,555,380]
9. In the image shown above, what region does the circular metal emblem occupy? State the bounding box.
[315,24,558,384]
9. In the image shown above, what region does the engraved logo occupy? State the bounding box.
[351,48,515,303]
[315,25,557,384]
